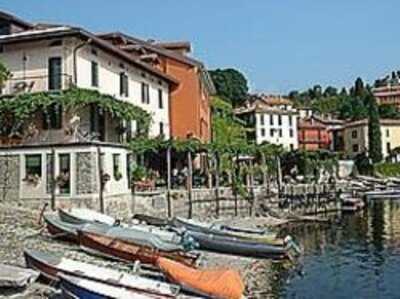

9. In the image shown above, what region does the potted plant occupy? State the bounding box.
[23,174,40,186]
[114,171,123,181]
[56,172,70,187]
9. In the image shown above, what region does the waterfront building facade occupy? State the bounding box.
[0,11,176,210]
[98,32,215,142]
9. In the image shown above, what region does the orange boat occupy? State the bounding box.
[78,229,198,267]
[157,257,245,299]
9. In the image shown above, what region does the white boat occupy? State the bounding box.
[59,274,157,299]
[24,249,179,298]
[59,208,116,226]
[59,208,188,246]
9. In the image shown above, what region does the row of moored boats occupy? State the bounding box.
[5,208,301,299]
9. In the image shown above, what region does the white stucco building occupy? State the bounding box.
[0,11,177,213]
[235,95,299,150]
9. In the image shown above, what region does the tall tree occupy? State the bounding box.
[353,77,365,97]
[367,93,383,163]
[209,68,249,107]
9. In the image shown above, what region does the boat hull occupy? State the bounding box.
[24,249,179,298]
[186,230,288,259]
[78,230,198,267]
[59,274,156,299]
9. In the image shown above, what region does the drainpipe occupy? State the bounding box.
[73,38,92,85]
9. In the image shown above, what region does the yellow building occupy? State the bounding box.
[344,119,400,158]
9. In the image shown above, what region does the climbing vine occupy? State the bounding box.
[0,88,151,136]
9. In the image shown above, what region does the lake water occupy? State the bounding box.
[274,200,400,299]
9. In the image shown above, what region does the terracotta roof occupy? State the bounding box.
[313,115,344,125]
[0,26,179,87]
[298,119,326,129]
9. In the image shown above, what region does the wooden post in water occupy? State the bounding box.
[50,148,56,211]
[166,146,172,218]
[97,146,104,213]
[187,151,193,219]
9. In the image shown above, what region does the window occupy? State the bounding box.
[270,129,274,136]
[290,144,294,151]
[279,129,282,137]
[120,72,129,97]
[159,122,164,136]
[141,82,150,104]
[91,61,99,87]
[387,142,391,153]
[59,154,71,194]
[352,130,358,139]
[278,115,282,126]
[25,155,42,177]
[387,129,390,137]
[158,89,163,109]
[261,128,265,137]
[43,103,62,129]
[90,105,105,141]
[353,144,359,153]
[48,57,62,90]
[113,154,122,181]
[289,115,293,126]
[260,115,265,125]
[289,129,293,137]
[270,115,274,125]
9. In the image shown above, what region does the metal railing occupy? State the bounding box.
[1,73,73,95]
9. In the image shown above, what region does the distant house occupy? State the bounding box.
[343,119,400,158]
[0,11,177,210]
[298,115,344,152]
[373,72,400,108]
[235,95,298,150]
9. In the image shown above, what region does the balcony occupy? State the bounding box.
[1,74,73,96]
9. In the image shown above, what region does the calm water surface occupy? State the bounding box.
[274,200,400,299]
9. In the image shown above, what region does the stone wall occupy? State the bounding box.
[0,155,20,202]
[76,152,98,195]
[131,187,262,220]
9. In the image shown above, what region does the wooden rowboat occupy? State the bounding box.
[43,214,83,242]
[59,274,158,299]
[24,249,179,298]
[78,228,199,267]
[59,208,116,225]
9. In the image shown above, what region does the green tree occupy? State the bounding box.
[209,68,249,107]
[379,104,400,119]
[367,93,383,163]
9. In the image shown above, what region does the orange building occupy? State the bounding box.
[98,33,215,142]
[298,117,332,151]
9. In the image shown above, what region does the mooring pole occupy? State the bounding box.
[166,146,172,218]
[215,152,221,217]
[97,146,104,213]
[187,151,193,219]
[50,148,56,211]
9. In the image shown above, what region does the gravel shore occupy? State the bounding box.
[0,202,292,298]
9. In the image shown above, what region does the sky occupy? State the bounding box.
[1,0,399,94]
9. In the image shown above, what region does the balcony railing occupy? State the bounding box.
[1,74,73,96]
